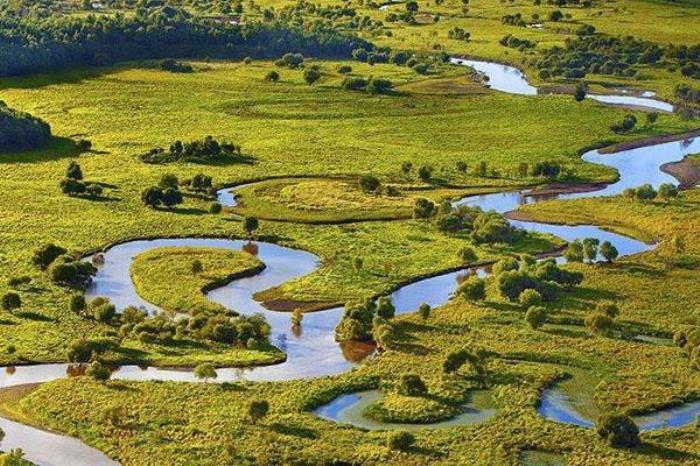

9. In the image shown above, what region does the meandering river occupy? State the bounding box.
[1,60,698,465]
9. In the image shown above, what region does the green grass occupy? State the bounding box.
[130,246,263,314]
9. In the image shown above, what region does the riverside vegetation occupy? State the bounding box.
[0,0,698,464]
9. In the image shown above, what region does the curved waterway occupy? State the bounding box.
[450,58,674,112]
[1,61,699,465]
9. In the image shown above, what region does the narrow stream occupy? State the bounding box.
[450,58,674,112]
[1,60,698,464]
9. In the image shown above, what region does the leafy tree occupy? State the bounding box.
[47,255,97,288]
[565,240,584,263]
[376,297,395,320]
[418,165,433,182]
[265,70,280,82]
[210,202,222,214]
[387,431,415,451]
[443,346,488,377]
[658,183,678,202]
[458,247,478,263]
[583,238,600,263]
[596,414,640,448]
[646,112,659,125]
[161,188,183,208]
[303,67,321,85]
[413,198,436,219]
[190,173,213,192]
[359,175,380,193]
[33,244,67,269]
[342,76,368,91]
[1,292,21,312]
[519,289,542,307]
[142,186,163,208]
[398,374,427,396]
[247,399,269,424]
[548,10,563,21]
[194,363,217,382]
[159,173,179,190]
[418,303,431,321]
[67,161,83,180]
[635,183,657,202]
[574,82,587,102]
[86,360,111,382]
[599,241,618,263]
[60,178,86,196]
[367,78,393,94]
[525,305,547,329]
[459,276,486,302]
[243,216,259,237]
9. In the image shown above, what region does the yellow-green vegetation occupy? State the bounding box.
[130,247,263,314]
[229,177,508,222]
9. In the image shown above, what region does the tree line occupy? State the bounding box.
[0,5,371,77]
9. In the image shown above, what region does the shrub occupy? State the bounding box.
[86,360,111,381]
[194,363,217,381]
[67,337,118,362]
[1,292,21,312]
[337,65,352,74]
[243,216,259,236]
[159,174,179,190]
[418,165,432,181]
[596,414,640,448]
[48,255,97,288]
[412,63,429,74]
[459,276,486,301]
[359,175,381,193]
[92,302,116,323]
[387,431,415,451]
[418,303,431,321]
[564,240,584,263]
[398,374,427,396]
[247,399,269,424]
[367,78,393,94]
[210,202,222,214]
[66,161,83,180]
[60,177,86,196]
[265,70,280,82]
[459,247,478,263]
[70,294,87,314]
[303,67,322,85]
[413,198,436,219]
[142,186,163,208]
[525,306,547,329]
[161,187,183,208]
[342,76,368,91]
[375,297,395,320]
[599,241,618,263]
[519,289,542,307]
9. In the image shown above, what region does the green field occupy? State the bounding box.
[0,0,699,464]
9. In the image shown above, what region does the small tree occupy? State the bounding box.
[599,241,619,263]
[658,183,678,203]
[519,289,542,308]
[413,198,436,219]
[596,414,640,448]
[194,363,217,382]
[459,247,478,263]
[646,112,658,126]
[574,82,587,102]
[376,297,395,320]
[159,173,179,190]
[86,360,111,382]
[418,165,432,182]
[635,183,657,202]
[67,161,83,180]
[525,305,547,329]
[387,431,415,451]
[70,294,87,314]
[401,161,413,177]
[210,202,222,214]
[359,175,381,193]
[142,186,163,208]
[243,216,259,237]
[398,373,427,396]
[191,259,203,274]
[247,399,269,424]
[418,303,431,321]
[265,70,280,82]
[1,292,21,312]
[303,68,322,85]
[459,276,486,302]
[161,188,183,208]
[564,240,584,263]
[583,238,600,263]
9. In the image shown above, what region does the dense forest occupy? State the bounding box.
[0,100,51,150]
[0,5,371,76]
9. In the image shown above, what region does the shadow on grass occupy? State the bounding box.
[633,442,699,461]
[14,311,55,322]
[0,137,84,164]
[269,422,318,439]
[0,67,111,91]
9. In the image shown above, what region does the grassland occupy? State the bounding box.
[130,247,263,314]
[1,59,689,362]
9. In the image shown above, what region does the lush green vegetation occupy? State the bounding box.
[130,246,263,314]
[0,100,50,150]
